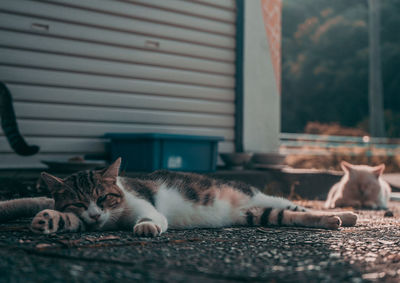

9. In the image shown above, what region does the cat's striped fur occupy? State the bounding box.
[0,158,358,236]
[0,82,39,156]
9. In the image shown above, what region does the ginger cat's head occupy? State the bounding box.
[40,158,124,229]
[340,161,385,203]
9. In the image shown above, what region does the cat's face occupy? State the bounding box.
[341,161,385,199]
[41,158,123,229]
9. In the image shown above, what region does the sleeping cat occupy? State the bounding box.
[324,161,391,210]
[0,158,358,236]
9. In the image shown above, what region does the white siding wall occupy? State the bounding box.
[0,0,237,168]
[243,0,280,153]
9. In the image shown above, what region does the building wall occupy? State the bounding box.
[0,0,237,168]
[261,0,282,94]
[242,0,281,153]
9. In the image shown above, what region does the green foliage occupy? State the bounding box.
[282,0,400,137]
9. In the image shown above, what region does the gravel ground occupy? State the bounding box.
[0,201,399,283]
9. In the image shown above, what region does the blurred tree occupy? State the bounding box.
[281,0,400,137]
[368,0,385,137]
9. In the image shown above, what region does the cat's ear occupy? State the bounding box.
[371,163,385,178]
[102,157,121,181]
[340,161,353,173]
[41,172,65,192]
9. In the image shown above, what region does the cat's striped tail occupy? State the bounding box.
[245,207,357,230]
[0,82,40,156]
[0,197,54,222]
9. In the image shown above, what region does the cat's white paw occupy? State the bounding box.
[133,221,161,237]
[320,215,342,230]
[31,209,61,234]
[336,212,358,227]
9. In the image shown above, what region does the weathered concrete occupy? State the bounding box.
[1,170,400,282]
[0,201,400,282]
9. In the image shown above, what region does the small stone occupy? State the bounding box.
[35,243,52,249]
[362,272,385,280]
[384,211,394,217]
[272,265,285,271]
[319,261,328,266]
[386,270,397,277]
[351,277,363,283]
[378,240,394,245]
[307,265,315,270]
[388,254,400,263]
[329,253,341,259]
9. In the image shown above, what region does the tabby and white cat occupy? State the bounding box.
[325,161,391,210]
[0,158,358,236]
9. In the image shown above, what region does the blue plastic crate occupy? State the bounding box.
[104,133,224,172]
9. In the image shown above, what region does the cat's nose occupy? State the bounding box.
[89,213,101,221]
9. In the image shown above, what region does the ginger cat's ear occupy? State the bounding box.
[41,172,65,192]
[102,157,121,181]
[371,163,385,178]
[340,161,353,173]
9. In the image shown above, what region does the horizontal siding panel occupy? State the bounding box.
[0,139,234,168]
[43,0,235,36]
[13,102,235,127]
[0,30,235,75]
[0,66,235,102]
[8,84,235,115]
[0,137,105,153]
[12,119,234,140]
[0,48,234,88]
[219,141,234,153]
[0,0,237,168]
[0,12,235,62]
[119,0,236,23]
[0,137,233,154]
[0,154,89,169]
[0,0,234,49]
[185,0,236,10]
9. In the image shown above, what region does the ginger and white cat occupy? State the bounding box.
[0,158,358,236]
[325,161,391,210]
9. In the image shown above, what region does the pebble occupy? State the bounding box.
[362,272,385,280]
[35,243,52,249]
[329,253,341,259]
[272,265,285,271]
[378,239,394,245]
[384,210,394,217]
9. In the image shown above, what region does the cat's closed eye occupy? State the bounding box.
[97,194,120,207]
[97,194,113,203]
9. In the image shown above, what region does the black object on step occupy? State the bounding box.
[0,82,40,156]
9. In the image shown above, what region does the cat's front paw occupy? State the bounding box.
[320,215,342,230]
[133,221,161,237]
[336,212,358,227]
[31,209,61,234]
